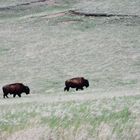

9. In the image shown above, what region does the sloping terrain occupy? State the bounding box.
[0,0,140,139]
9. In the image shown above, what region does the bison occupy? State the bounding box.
[2,83,30,98]
[64,77,89,91]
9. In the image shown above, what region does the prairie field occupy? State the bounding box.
[0,0,140,139]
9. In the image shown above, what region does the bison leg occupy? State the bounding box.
[3,93,9,98]
[13,94,16,98]
[64,87,69,91]
[76,87,83,91]
[18,94,21,97]
[6,94,9,98]
[67,87,70,91]
[64,87,67,91]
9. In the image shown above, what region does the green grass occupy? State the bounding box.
[0,0,140,139]
[0,48,9,54]
[41,103,132,131]
[0,96,139,139]
[0,110,38,134]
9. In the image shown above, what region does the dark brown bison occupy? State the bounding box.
[64,77,89,91]
[2,83,30,98]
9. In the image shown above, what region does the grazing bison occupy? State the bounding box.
[64,77,89,91]
[2,83,30,98]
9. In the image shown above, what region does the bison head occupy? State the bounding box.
[84,79,89,88]
[24,86,30,94]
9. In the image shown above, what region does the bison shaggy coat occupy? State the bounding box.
[64,77,89,91]
[2,83,30,98]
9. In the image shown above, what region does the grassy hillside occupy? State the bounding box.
[0,0,140,139]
